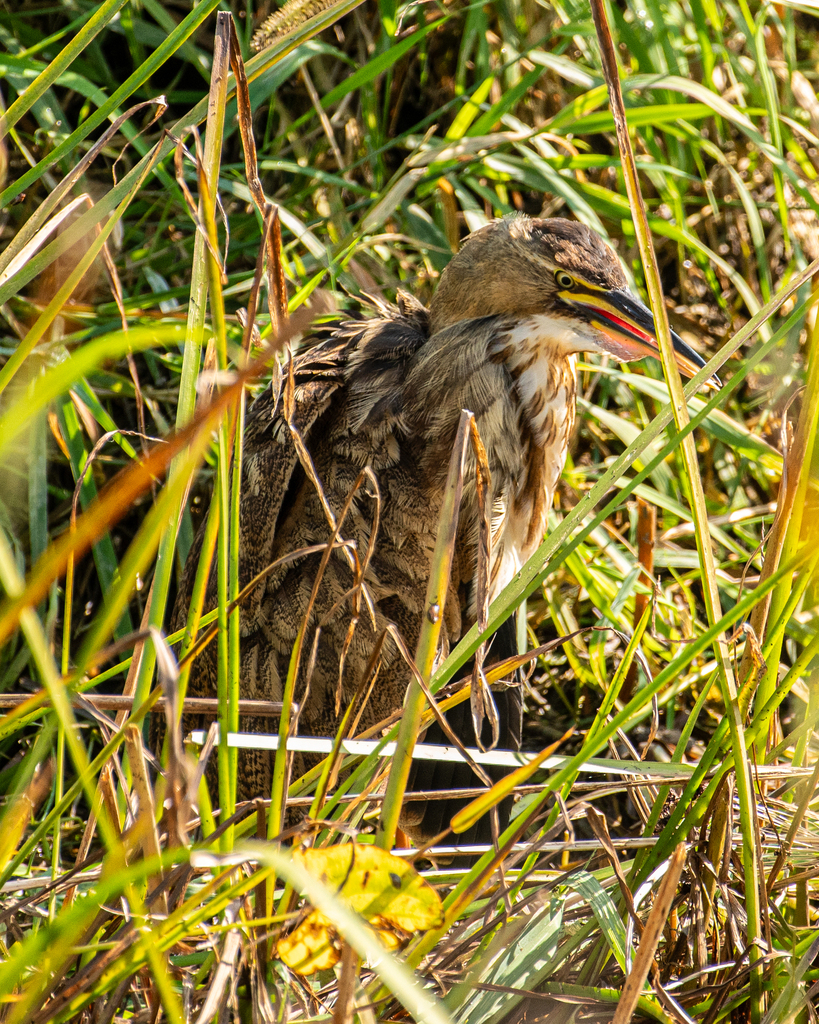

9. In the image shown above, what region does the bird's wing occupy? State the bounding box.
[171,330,349,638]
[171,302,433,739]
[237,333,351,621]
[343,290,430,432]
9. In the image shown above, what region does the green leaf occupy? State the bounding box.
[566,871,627,971]
[450,897,564,1024]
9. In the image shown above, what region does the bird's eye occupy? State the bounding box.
[555,271,575,290]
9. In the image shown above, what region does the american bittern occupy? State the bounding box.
[173,216,711,845]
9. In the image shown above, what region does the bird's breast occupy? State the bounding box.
[487,322,579,595]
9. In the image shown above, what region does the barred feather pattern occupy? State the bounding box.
[172,216,632,843]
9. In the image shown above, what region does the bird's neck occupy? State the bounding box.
[485,317,579,585]
[489,320,578,452]
[489,318,578,475]
[401,313,579,588]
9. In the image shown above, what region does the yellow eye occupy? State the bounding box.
[555,271,575,289]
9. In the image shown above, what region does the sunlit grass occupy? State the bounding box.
[0,0,817,1020]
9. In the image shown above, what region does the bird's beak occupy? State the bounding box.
[568,288,721,387]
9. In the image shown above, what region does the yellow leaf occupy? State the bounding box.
[295,843,442,931]
[277,911,341,974]
[276,843,443,975]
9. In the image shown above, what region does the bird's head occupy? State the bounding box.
[428,216,717,384]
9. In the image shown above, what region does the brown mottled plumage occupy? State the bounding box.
[172,216,710,844]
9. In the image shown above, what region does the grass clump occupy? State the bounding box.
[0,0,817,1021]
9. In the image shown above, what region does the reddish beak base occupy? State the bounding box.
[574,290,718,385]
